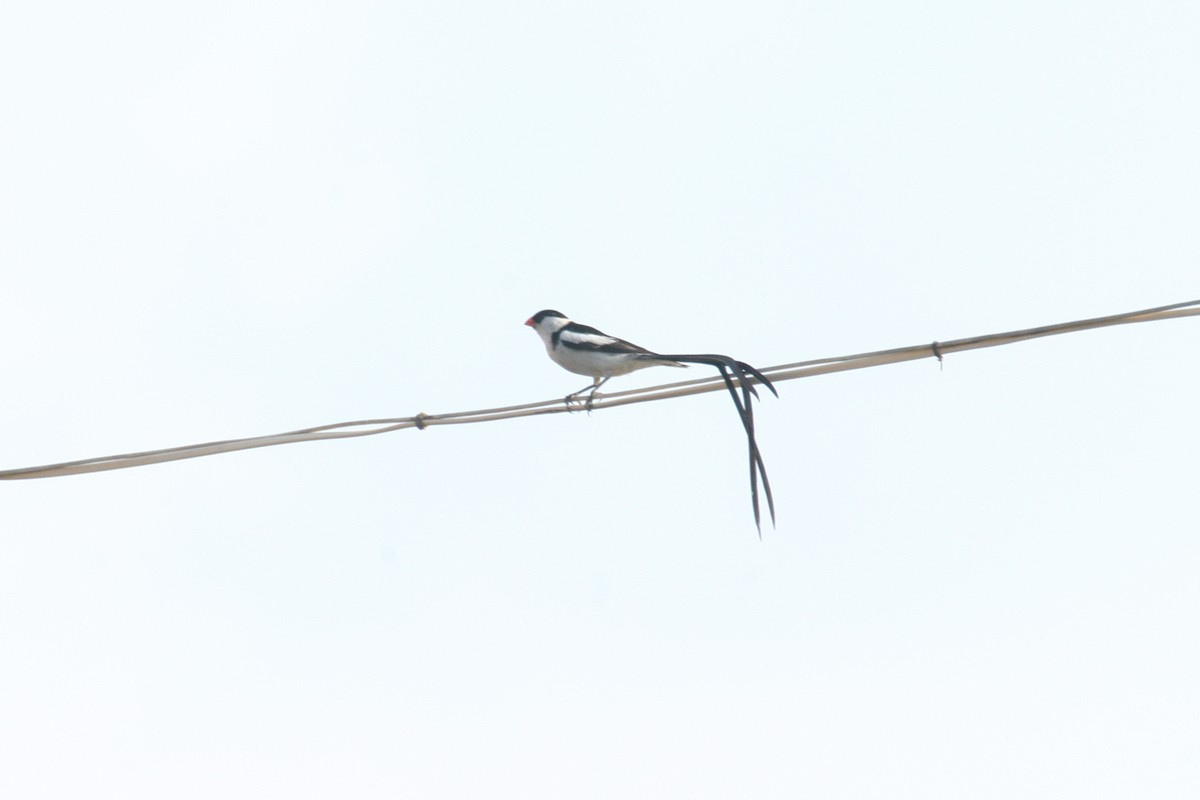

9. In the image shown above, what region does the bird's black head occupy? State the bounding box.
[525,309,566,327]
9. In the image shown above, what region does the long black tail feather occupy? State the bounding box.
[647,353,777,533]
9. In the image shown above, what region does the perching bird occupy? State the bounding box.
[525,309,777,533]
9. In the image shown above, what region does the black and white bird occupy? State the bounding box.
[525,309,778,533]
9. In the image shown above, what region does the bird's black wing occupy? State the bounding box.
[554,323,658,355]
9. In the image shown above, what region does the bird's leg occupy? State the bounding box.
[583,376,610,412]
[564,376,609,412]
[564,376,603,410]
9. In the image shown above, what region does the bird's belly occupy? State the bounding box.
[551,349,642,378]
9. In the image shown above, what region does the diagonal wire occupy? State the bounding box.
[2,299,1198,481]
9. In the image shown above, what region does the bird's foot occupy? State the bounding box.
[562,390,601,413]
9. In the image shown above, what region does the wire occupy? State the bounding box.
[3,299,1198,481]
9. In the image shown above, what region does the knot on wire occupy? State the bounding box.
[413,412,430,431]
[931,341,945,370]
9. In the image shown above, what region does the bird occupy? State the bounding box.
[525,309,778,533]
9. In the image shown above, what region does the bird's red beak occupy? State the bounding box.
[524,317,535,327]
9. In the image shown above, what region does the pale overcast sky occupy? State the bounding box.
[2,2,1198,798]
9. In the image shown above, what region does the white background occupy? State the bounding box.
[2,2,1198,797]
